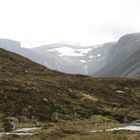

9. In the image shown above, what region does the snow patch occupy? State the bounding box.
[90,125,140,133]
[89,56,93,59]
[48,47,92,56]
[0,127,41,138]
[107,125,140,132]
[43,98,48,102]
[80,60,86,63]
[15,127,41,133]
[115,90,125,94]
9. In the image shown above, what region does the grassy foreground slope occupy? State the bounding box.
[0,48,140,140]
[0,48,140,122]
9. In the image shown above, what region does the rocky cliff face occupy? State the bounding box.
[94,33,140,77]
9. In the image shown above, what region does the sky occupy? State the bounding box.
[0,0,140,47]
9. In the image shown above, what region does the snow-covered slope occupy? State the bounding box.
[32,43,115,74]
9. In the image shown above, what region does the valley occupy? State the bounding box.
[1,33,140,77]
[0,0,140,139]
[0,48,140,139]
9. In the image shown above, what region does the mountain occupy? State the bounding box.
[1,32,140,78]
[32,42,115,74]
[0,48,140,123]
[94,33,140,77]
[0,39,115,75]
[0,39,46,65]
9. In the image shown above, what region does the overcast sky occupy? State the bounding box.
[0,0,140,47]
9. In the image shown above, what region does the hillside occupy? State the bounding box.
[0,48,140,122]
[0,48,140,139]
[95,33,140,77]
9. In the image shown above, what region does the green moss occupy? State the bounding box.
[90,115,116,123]
[51,112,60,122]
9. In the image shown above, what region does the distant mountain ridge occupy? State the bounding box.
[0,39,115,75]
[32,42,115,74]
[0,39,46,65]
[1,32,140,77]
